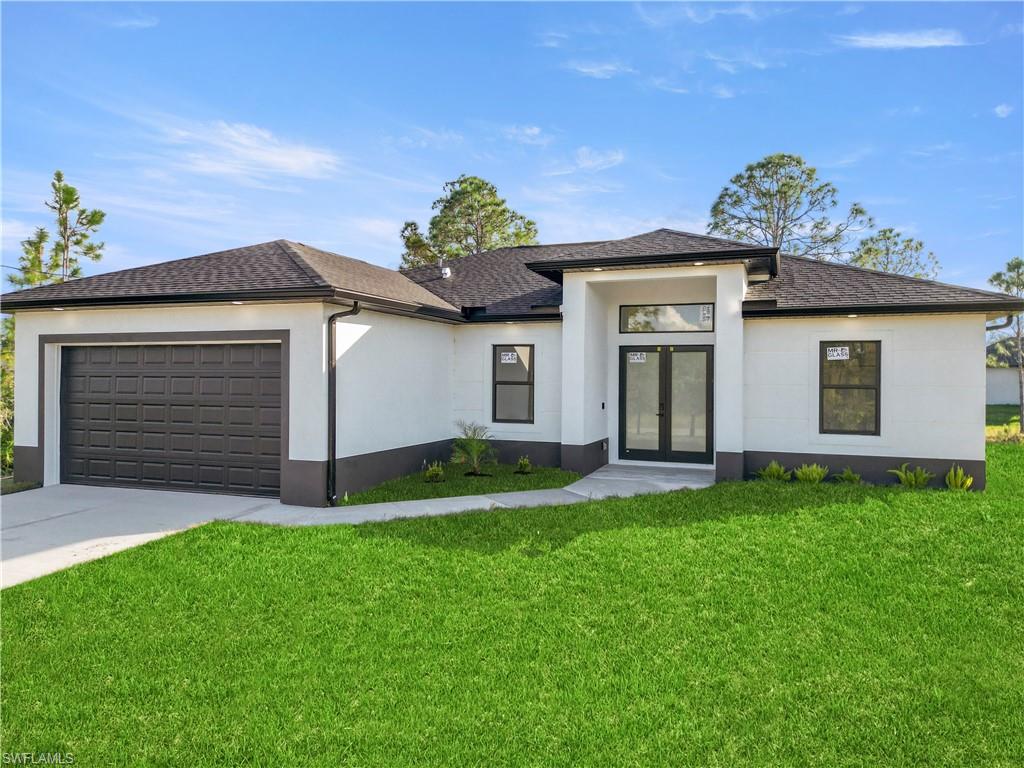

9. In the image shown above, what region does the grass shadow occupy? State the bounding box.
[354,480,911,555]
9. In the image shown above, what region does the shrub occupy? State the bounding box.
[451,420,497,476]
[887,463,935,489]
[515,455,532,475]
[756,460,791,482]
[987,424,1023,444]
[424,461,445,484]
[794,463,829,483]
[944,464,974,491]
[833,467,863,485]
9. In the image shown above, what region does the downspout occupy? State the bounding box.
[327,301,361,504]
[986,315,1015,332]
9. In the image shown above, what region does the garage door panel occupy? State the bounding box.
[61,343,281,497]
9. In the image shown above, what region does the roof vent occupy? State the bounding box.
[440,263,452,279]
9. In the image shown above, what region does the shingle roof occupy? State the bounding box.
[403,241,602,316]
[528,228,759,264]
[1,240,457,312]
[743,255,1024,316]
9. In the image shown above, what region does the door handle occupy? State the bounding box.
[656,404,665,417]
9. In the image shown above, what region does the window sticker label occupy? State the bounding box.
[700,304,714,324]
[627,352,647,363]
[500,351,518,364]
[826,346,850,361]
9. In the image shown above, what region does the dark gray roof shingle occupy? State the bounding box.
[403,241,602,316]
[1,240,457,312]
[744,255,1024,315]
[528,228,758,264]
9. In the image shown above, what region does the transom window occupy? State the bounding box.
[820,341,880,436]
[493,345,534,423]
[619,304,715,333]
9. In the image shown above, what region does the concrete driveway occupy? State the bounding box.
[1,485,283,588]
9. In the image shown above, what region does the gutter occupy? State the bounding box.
[986,315,1017,332]
[326,301,361,505]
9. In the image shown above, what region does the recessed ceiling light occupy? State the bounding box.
[52,307,65,311]
[847,314,858,318]
[593,267,603,272]
[231,301,244,305]
[693,262,705,266]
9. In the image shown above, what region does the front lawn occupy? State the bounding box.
[987,403,1022,441]
[338,461,580,504]
[2,445,1022,765]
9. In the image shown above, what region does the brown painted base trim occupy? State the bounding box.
[743,450,986,491]
[492,439,560,467]
[335,439,451,498]
[281,459,328,507]
[561,439,609,476]
[13,445,43,485]
[715,451,744,481]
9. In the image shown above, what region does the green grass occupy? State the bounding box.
[987,404,1022,441]
[338,461,580,504]
[2,445,1022,766]
[0,477,39,495]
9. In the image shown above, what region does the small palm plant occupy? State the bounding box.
[451,420,497,476]
[888,463,934,489]
[834,467,863,485]
[944,464,974,491]
[794,464,829,483]
[515,455,533,475]
[756,460,791,481]
[424,461,445,483]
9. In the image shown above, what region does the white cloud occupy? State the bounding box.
[706,51,771,74]
[650,77,689,94]
[574,146,625,171]
[821,146,874,168]
[392,126,463,150]
[837,4,864,16]
[711,85,736,99]
[520,180,621,205]
[564,60,634,79]
[109,14,159,29]
[884,105,923,118]
[503,125,553,146]
[537,31,568,48]
[994,103,1014,119]
[907,141,953,157]
[636,3,772,27]
[162,120,341,181]
[544,146,625,176]
[834,29,967,49]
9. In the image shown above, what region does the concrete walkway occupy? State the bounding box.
[232,463,715,525]
[2,464,714,587]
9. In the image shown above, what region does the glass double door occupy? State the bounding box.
[619,345,714,464]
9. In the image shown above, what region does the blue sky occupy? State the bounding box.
[2,2,1021,289]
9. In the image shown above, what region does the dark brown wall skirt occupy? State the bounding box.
[13,445,43,485]
[715,452,744,481]
[560,439,608,476]
[743,450,986,490]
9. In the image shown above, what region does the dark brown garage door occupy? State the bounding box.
[60,343,282,496]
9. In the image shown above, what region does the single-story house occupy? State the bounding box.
[986,338,1022,406]
[4,229,1022,505]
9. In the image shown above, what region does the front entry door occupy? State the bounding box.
[619,345,714,463]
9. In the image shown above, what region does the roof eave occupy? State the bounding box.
[0,286,337,312]
[525,248,780,281]
[742,299,1024,319]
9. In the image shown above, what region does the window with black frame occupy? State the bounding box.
[493,344,534,423]
[819,341,880,435]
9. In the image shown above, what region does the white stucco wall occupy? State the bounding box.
[561,264,747,465]
[987,367,1021,405]
[452,322,563,443]
[13,302,327,485]
[332,308,454,458]
[744,313,988,461]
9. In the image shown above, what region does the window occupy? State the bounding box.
[820,341,880,435]
[493,345,534,423]
[619,304,714,333]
